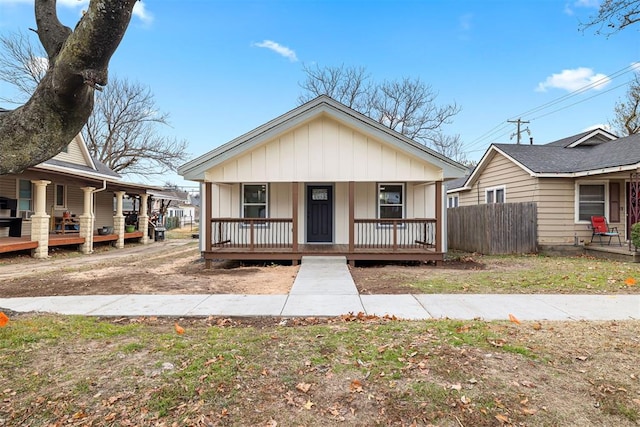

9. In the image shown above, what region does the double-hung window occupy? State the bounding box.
[577,183,605,221]
[447,195,459,208]
[378,183,404,219]
[242,184,268,218]
[485,186,505,204]
[18,179,32,214]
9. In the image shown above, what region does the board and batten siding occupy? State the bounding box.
[206,116,442,183]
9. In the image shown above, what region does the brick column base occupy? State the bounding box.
[114,216,125,249]
[79,214,94,254]
[138,214,150,244]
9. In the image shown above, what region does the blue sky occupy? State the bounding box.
[0,0,639,188]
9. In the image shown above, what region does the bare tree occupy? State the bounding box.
[0,0,137,175]
[298,64,465,162]
[0,30,47,103]
[0,29,189,177]
[610,72,640,136]
[581,0,640,35]
[83,78,189,176]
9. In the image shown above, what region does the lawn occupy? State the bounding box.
[1,314,638,426]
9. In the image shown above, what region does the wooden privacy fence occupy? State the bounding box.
[447,202,537,254]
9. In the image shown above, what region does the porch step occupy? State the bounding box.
[301,256,347,264]
[290,256,358,295]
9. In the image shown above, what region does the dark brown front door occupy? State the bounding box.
[307,185,333,243]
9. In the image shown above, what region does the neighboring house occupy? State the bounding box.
[178,95,468,265]
[0,134,158,258]
[446,128,640,249]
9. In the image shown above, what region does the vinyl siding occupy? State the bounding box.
[53,135,91,166]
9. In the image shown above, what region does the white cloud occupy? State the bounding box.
[631,62,640,71]
[564,0,600,16]
[254,40,298,62]
[133,1,153,25]
[536,67,610,92]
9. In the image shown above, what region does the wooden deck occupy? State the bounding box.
[0,230,146,255]
[203,244,443,264]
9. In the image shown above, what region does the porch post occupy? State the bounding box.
[79,186,95,254]
[114,191,126,249]
[292,182,299,254]
[204,182,212,268]
[139,193,150,244]
[435,180,443,253]
[348,181,355,255]
[30,180,50,259]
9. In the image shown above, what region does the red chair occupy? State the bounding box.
[590,216,621,245]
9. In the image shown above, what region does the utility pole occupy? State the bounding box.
[508,118,530,144]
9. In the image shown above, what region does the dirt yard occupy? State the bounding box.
[0,240,638,297]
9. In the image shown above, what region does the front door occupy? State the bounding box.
[307,185,333,243]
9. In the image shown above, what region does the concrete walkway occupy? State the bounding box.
[1,256,639,321]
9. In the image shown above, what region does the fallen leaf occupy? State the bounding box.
[350,379,364,393]
[0,312,9,327]
[509,313,521,324]
[532,322,542,330]
[495,413,510,424]
[522,407,538,415]
[624,277,637,286]
[174,323,185,335]
[296,382,311,393]
[303,399,315,410]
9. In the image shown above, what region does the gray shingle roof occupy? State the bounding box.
[495,132,640,174]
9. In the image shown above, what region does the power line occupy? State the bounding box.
[463,63,638,152]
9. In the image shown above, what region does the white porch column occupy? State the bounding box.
[79,187,95,254]
[139,193,150,244]
[114,191,126,249]
[30,180,50,259]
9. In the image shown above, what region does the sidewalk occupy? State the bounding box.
[1,256,639,320]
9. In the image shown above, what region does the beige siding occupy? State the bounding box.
[206,116,442,183]
[536,179,576,245]
[95,192,114,228]
[458,153,537,206]
[52,135,91,166]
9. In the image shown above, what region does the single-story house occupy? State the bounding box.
[446,128,640,249]
[178,95,468,265]
[0,134,160,258]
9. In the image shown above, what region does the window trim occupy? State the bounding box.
[55,184,66,209]
[447,194,459,208]
[17,179,33,215]
[377,183,405,227]
[575,181,608,223]
[485,185,506,204]
[241,183,268,222]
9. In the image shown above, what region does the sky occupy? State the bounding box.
[0,0,639,189]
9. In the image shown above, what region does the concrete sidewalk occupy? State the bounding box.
[1,256,638,320]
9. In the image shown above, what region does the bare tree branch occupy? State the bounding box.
[580,0,640,35]
[0,0,137,175]
[610,72,640,136]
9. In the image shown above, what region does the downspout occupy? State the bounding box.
[90,180,108,215]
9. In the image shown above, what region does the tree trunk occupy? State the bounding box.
[0,0,137,175]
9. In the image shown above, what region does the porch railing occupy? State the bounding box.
[211,218,293,249]
[209,218,437,252]
[354,219,437,250]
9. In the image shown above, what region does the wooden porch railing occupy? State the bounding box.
[209,217,437,252]
[354,219,437,250]
[211,218,293,250]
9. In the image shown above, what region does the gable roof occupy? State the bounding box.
[179,95,468,181]
[450,128,633,193]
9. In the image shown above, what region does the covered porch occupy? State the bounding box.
[0,230,146,255]
[201,181,444,265]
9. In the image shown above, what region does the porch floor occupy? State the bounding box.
[204,244,443,264]
[0,231,146,255]
[584,241,640,262]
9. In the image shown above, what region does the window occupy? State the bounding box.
[55,184,66,208]
[242,184,268,218]
[485,186,505,204]
[378,183,404,219]
[577,183,605,221]
[18,179,32,213]
[447,195,459,208]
